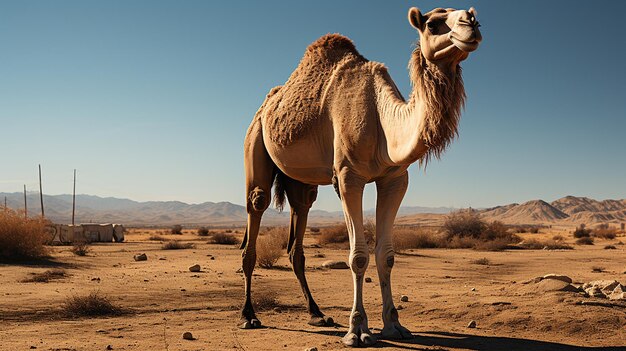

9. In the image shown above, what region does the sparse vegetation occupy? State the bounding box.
[317,225,348,245]
[309,227,321,233]
[161,240,195,250]
[443,210,485,239]
[149,234,168,241]
[604,245,617,250]
[393,227,442,250]
[443,212,521,251]
[63,291,123,317]
[0,208,49,260]
[256,233,283,268]
[552,235,565,242]
[210,232,239,245]
[254,292,280,311]
[171,225,183,235]
[592,226,617,239]
[591,266,605,273]
[263,227,289,249]
[519,239,573,250]
[22,269,66,283]
[71,239,91,256]
[197,227,210,236]
[471,257,491,265]
[576,237,594,245]
[573,224,591,238]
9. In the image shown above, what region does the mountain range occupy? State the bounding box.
[1,193,623,227]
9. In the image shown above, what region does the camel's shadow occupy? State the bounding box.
[269,327,626,351]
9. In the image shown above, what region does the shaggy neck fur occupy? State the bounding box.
[407,45,466,166]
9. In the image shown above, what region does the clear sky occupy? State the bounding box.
[1,1,625,211]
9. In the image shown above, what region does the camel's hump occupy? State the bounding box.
[303,34,364,63]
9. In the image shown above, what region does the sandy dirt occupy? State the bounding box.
[1,229,626,351]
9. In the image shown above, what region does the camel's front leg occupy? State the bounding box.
[337,169,375,347]
[375,172,413,340]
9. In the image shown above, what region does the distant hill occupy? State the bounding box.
[480,200,569,224]
[0,192,454,227]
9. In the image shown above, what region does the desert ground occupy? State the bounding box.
[1,227,625,351]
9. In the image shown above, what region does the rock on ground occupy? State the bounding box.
[321,260,349,269]
[189,264,201,272]
[467,320,477,328]
[542,274,573,283]
[133,253,147,261]
[400,295,409,302]
[536,279,580,293]
[182,332,194,340]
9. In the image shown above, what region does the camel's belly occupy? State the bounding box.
[264,135,334,185]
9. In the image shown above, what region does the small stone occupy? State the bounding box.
[467,320,477,328]
[321,260,349,270]
[304,348,318,351]
[365,277,372,283]
[396,305,404,310]
[189,264,201,272]
[537,279,579,292]
[236,268,243,273]
[96,329,107,333]
[273,307,281,313]
[400,295,409,302]
[106,345,113,350]
[210,256,215,260]
[182,331,194,340]
[587,280,620,292]
[471,287,476,291]
[608,292,626,300]
[159,257,166,260]
[542,274,573,284]
[133,253,147,261]
[30,346,37,349]
[585,286,606,298]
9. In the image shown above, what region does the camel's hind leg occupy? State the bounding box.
[239,117,274,329]
[283,176,334,327]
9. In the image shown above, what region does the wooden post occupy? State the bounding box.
[72,169,76,225]
[39,164,45,218]
[24,184,28,218]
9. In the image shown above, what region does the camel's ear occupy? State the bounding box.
[469,7,478,17]
[408,7,426,31]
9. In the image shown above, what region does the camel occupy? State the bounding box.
[239,7,482,347]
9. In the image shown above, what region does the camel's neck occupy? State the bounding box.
[377,47,465,166]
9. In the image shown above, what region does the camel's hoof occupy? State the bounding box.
[341,332,359,347]
[360,332,377,346]
[308,315,334,327]
[380,324,413,340]
[239,318,262,329]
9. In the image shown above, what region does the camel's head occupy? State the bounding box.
[409,7,482,65]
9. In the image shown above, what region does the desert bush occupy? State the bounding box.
[604,245,617,250]
[363,219,376,246]
[161,240,195,250]
[552,235,565,242]
[225,229,233,233]
[254,292,280,311]
[573,225,591,238]
[149,234,168,241]
[515,227,528,233]
[63,291,123,317]
[210,232,239,245]
[592,227,617,239]
[519,239,573,250]
[197,227,210,236]
[471,257,491,265]
[592,266,605,273]
[22,269,66,283]
[576,237,594,245]
[71,239,91,256]
[443,210,485,239]
[317,225,348,245]
[393,227,443,250]
[170,225,183,235]
[0,209,49,260]
[529,227,540,234]
[309,227,321,233]
[263,227,289,249]
[256,234,283,268]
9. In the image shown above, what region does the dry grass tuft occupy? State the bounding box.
[256,232,283,269]
[0,209,49,260]
[519,239,573,250]
[317,225,348,245]
[210,232,239,245]
[254,293,280,311]
[604,245,617,250]
[592,227,618,240]
[22,269,67,283]
[63,291,124,317]
[573,225,591,238]
[170,225,183,235]
[263,227,289,249]
[197,227,210,236]
[149,234,168,241]
[393,227,442,250]
[71,239,91,256]
[161,240,195,250]
[471,257,491,265]
[576,237,594,245]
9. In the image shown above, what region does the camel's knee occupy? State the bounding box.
[375,246,395,275]
[248,186,269,212]
[350,252,369,275]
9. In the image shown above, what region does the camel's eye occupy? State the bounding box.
[426,21,437,33]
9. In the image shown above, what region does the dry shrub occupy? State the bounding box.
[149,234,168,241]
[161,240,195,250]
[552,235,565,242]
[210,232,239,245]
[317,225,348,245]
[471,257,490,265]
[71,239,91,256]
[393,227,442,250]
[309,227,321,233]
[22,269,66,283]
[443,212,520,251]
[170,225,183,235]
[263,227,289,249]
[592,266,605,273]
[592,227,617,239]
[529,227,540,234]
[256,233,283,268]
[573,225,591,238]
[63,291,123,317]
[519,239,573,250]
[197,227,210,236]
[604,245,617,250]
[254,292,279,311]
[443,210,485,239]
[576,237,594,245]
[0,209,49,260]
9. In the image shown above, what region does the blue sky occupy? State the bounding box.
[1,1,625,211]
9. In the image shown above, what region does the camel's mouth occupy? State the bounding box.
[449,35,480,52]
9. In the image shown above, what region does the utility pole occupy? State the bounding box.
[72,169,76,225]
[39,164,45,218]
[23,184,28,218]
